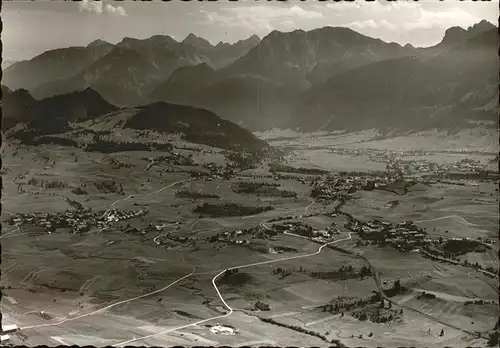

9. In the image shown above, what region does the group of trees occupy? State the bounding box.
[94,180,124,194]
[223,268,239,277]
[254,300,271,311]
[44,180,68,189]
[259,317,339,344]
[462,259,498,276]
[85,137,173,153]
[226,152,260,170]
[464,299,497,306]
[269,163,329,175]
[383,279,405,297]
[352,307,398,324]
[175,189,220,199]
[110,158,135,169]
[442,239,487,255]
[28,177,67,189]
[417,291,437,300]
[231,181,297,198]
[194,203,273,217]
[16,133,79,148]
[272,266,293,279]
[309,264,373,281]
[71,186,88,195]
[64,198,84,211]
[321,292,396,316]
[487,319,500,347]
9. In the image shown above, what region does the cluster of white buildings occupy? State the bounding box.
[1,324,18,344]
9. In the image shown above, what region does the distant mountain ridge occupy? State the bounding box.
[292,26,499,132]
[150,26,420,130]
[3,21,497,133]
[218,26,415,88]
[3,41,114,91]
[4,34,261,106]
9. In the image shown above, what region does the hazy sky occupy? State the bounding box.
[2,0,498,62]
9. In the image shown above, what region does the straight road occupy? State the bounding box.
[20,269,196,331]
[359,254,485,339]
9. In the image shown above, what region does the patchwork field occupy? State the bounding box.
[2,130,498,347]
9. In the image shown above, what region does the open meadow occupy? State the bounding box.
[1,128,498,347]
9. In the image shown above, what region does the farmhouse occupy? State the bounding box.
[1,324,18,334]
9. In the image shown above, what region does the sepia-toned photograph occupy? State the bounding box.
[1,0,499,346]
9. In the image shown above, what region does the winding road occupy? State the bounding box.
[12,174,493,344]
[16,194,330,342]
[112,232,353,347]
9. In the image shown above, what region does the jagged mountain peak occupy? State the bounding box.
[441,26,468,44]
[182,33,213,50]
[245,34,261,43]
[87,39,112,48]
[468,20,496,32]
[440,20,496,46]
[148,34,178,44]
[118,36,140,45]
[263,29,307,41]
[116,35,177,49]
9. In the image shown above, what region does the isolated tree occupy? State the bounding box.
[488,331,499,347]
[393,279,402,293]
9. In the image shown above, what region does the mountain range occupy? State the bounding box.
[3,20,498,133]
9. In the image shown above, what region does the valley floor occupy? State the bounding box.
[1,130,498,347]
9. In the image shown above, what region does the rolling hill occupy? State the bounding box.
[3,88,274,156]
[123,102,274,154]
[3,87,117,135]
